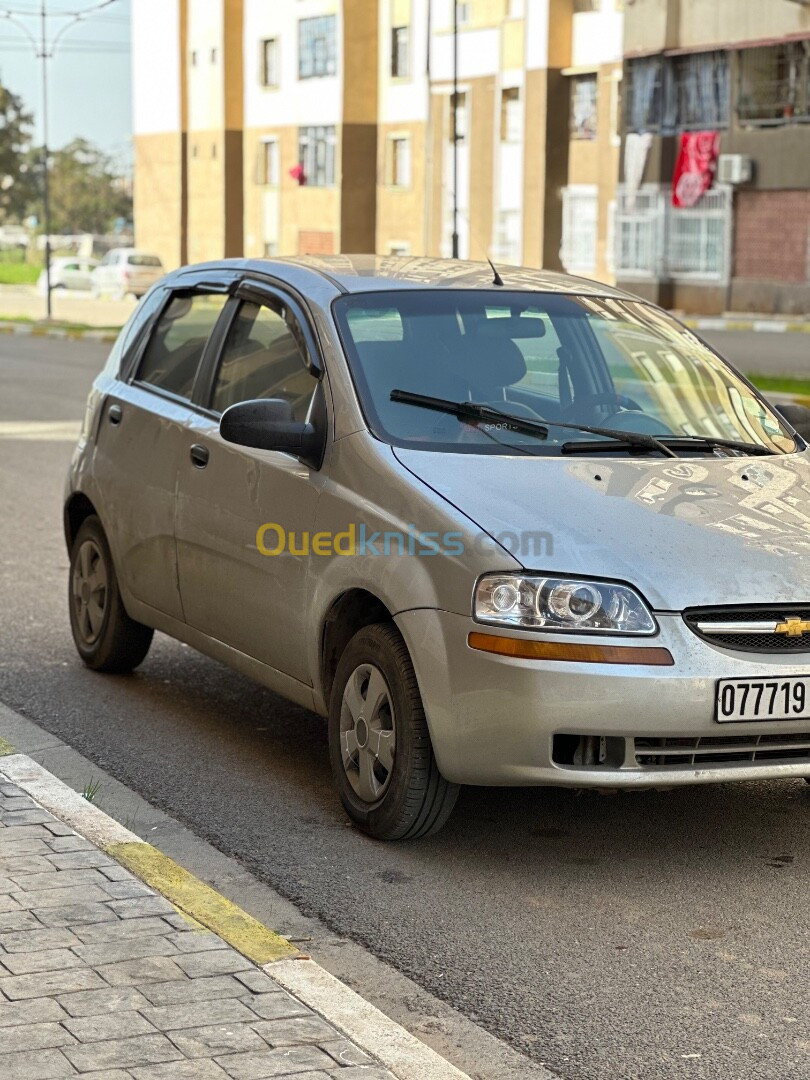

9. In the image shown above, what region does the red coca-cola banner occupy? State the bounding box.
[672,131,720,208]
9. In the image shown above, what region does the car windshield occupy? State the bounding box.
[333,290,797,456]
[128,254,162,267]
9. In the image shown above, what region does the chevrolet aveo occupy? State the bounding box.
[65,256,810,839]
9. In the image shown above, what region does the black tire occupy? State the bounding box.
[328,622,459,840]
[68,515,153,673]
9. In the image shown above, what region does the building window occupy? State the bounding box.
[493,210,521,265]
[261,39,279,87]
[264,242,278,258]
[560,186,598,274]
[450,91,467,141]
[456,2,471,26]
[500,87,521,142]
[388,243,410,256]
[391,26,409,78]
[260,139,279,186]
[670,51,728,130]
[298,126,336,186]
[570,75,598,139]
[190,49,198,66]
[614,183,731,282]
[625,53,729,133]
[210,47,218,63]
[388,136,411,187]
[299,15,337,79]
[667,186,731,279]
[738,43,810,125]
[624,56,663,133]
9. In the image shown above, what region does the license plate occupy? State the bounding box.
[716,677,810,722]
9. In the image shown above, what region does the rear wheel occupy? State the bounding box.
[328,623,459,840]
[68,516,153,673]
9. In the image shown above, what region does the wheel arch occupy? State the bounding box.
[319,589,394,710]
[64,492,99,553]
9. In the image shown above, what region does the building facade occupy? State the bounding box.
[133,0,623,277]
[615,0,810,315]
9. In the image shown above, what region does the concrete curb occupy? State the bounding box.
[0,319,119,342]
[682,316,810,334]
[0,744,473,1080]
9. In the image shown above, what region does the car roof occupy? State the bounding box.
[172,254,639,300]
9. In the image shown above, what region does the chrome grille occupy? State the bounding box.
[684,606,810,653]
[635,732,810,768]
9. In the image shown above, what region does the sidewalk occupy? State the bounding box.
[0,754,470,1080]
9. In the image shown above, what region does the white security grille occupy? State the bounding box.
[614,186,665,278]
[614,184,731,282]
[667,186,732,280]
[560,186,598,274]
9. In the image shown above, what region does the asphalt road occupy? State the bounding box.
[3,331,810,1080]
[702,328,810,379]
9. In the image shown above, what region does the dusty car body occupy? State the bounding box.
[65,256,810,838]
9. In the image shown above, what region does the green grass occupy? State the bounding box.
[0,261,41,285]
[747,373,810,399]
[80,776,102,803]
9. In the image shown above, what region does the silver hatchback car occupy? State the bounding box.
[65,256,810,839]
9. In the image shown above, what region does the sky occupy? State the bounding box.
[0,0,132,170]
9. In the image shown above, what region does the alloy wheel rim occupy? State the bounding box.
[340,663,396,803]
[71,539,108,645]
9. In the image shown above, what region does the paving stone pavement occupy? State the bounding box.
[0,781,396,1079]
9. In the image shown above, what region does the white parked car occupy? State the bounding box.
[91,248,165,300]
[36,257,98,295]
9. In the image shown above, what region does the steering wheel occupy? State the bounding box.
[560,391,644,422]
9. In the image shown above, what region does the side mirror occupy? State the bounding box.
[220,397,325,469]
[774,403,810,442]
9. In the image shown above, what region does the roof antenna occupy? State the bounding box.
[486,256,504,287]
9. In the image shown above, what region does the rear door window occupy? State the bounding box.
[135,293,227,401]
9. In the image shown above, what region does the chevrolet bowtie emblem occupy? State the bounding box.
[775,618,810,637]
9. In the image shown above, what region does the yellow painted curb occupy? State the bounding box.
[0,738,16,757]
[106,841,300,965]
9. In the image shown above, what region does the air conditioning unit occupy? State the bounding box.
[717,154,753,185]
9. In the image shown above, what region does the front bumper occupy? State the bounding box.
[395,609,810,787]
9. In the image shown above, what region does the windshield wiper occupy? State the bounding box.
[654,436,776,457]
[390,390,678,458]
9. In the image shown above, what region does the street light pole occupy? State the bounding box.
[40,0,51,319]
[451,0,459,259]
[0,0,120,319]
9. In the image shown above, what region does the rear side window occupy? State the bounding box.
[128,254,162,267]
[136,293,227,400]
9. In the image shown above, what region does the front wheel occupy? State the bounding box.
[328,623,459,840]
[68,515,153,673]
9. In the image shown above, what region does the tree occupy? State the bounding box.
[0,83,36,222]
[38,138,132,235]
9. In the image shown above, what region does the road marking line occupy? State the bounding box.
[0,421,82,441]
[107,841,299,965]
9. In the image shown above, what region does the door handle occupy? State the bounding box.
[108,404,122,426]
[189,443,209,469]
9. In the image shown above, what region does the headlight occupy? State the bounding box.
[474,573,657,635]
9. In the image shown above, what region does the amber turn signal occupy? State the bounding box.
[468,631,674,666]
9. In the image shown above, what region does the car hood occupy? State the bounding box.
[393,448,810,610]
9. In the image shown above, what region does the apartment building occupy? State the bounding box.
[615,0,810,315]
[133,0,623,276]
